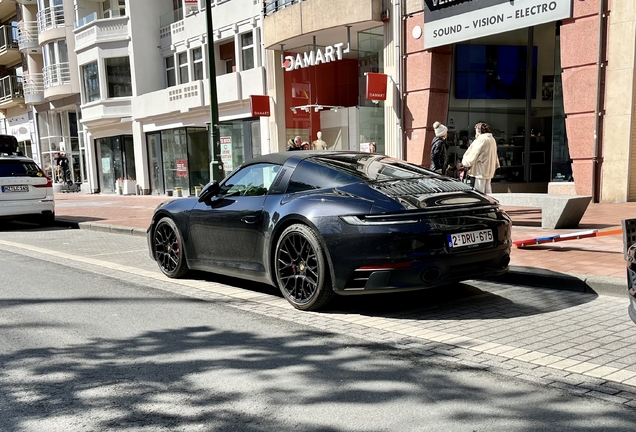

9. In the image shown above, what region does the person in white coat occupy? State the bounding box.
[461,122,500,194]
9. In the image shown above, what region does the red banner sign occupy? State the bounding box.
[250,95,271,117]
[365,73,388,101]
[176,159,188,177]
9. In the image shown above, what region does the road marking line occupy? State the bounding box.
[0,238,632,388]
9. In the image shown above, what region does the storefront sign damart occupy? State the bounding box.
[282,43,350,71]
[220,137,233,172]
[423,0,572,49]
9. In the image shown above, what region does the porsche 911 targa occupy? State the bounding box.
[148,151,512,311]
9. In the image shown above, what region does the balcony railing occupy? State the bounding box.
[159,7,183,28]
[43,63,71,89]
[23,73,44,95]
[75,12,97,29]
[263,0,302,16]
[17,21,38,50]
[37,5,65,33]
[0,75,24,104]
[0,25,18,51]
[24,73,44,104]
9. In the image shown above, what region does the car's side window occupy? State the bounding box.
[220,163,281,197]
[287,160,358,193]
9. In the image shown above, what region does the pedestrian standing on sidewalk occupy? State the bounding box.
[430,121,448,173]
[461,122,499,194]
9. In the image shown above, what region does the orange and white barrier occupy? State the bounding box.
[514,228,623,248]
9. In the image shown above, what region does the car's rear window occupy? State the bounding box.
[312,154,430,182]
[0,160,42,178]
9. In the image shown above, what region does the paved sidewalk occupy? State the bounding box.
[53,192,633,297]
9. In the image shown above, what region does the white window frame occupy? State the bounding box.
[165,56,176,87]
[240,32,254,71]
[192,47,204,81]
[178,51,189,84]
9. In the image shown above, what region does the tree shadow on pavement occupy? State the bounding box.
[1,319,635,431]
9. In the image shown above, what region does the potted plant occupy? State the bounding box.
[123,177,137,195]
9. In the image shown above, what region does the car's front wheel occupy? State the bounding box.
[274,224,335,311]
[154,217,189,278]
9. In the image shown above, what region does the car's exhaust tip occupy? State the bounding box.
[500,255,511,268]
[421,267,442,283]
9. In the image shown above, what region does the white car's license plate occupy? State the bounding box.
[447,229,493,248]
[1,185,29,193]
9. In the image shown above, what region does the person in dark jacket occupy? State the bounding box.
[286,136,302,151]
[430,121,448,173]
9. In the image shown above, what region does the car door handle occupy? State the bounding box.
[241,215,257,224]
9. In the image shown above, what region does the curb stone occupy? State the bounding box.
[492,266,626,298]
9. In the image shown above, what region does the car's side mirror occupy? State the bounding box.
[198,180,220,204]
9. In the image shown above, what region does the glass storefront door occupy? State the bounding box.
[147,133,164,195]
[96,135,133,193]
[147,127,210,196]
[161,128,189,194]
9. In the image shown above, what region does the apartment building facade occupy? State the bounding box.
[15,0,266,196]
[0,1,36,162]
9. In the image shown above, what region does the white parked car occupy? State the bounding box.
[0,148,55,226]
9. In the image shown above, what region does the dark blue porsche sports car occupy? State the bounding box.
[148,151,512,311]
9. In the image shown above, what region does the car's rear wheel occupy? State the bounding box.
[274,224,335,311]
[154,217,189,278]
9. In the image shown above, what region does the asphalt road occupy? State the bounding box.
[1,223,636,431]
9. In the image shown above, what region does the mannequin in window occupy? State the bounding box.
[312,131,327,150]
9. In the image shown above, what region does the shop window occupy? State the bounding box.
[192,47,204,80]
[241,32,254,71]
[219,41,235,74]
[178,52,189,84]
[106,56,132,98]
[165,56,176,87]
[82,61,100,102]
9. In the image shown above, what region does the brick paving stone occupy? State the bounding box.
[548,382,592,396]
[578,382,620,395]
[587,391,630,405]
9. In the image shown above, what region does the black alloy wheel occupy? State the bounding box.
[274,224,335,311]
[154,217,189,278]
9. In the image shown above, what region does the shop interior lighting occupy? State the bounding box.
[290,104,343,113]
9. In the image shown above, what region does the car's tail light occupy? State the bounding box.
[357,261,413,270]
[33,170,53,188]
[340,215,420,226]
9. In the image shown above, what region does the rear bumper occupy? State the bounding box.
[337,246,510,294]
[0,197,55,218]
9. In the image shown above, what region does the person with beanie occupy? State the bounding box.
[430,121,448,173]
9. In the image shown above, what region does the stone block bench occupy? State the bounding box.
[489,193,592,229]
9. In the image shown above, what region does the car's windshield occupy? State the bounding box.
[0,160,42,178]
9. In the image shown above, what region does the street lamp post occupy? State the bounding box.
[205,0,222,182]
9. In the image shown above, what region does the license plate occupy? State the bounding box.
[447,229,493,248]
[1,185,29,193]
